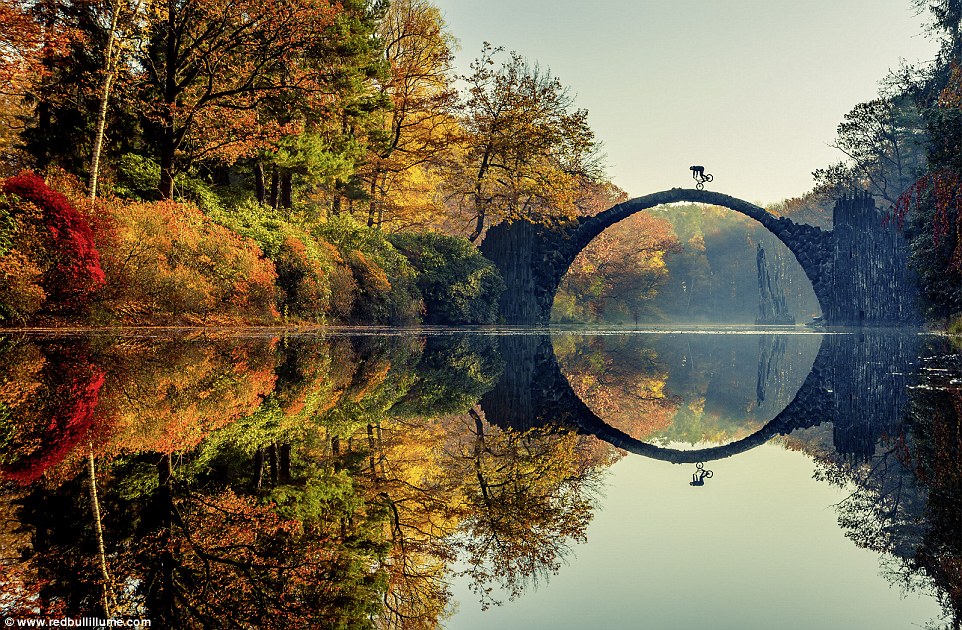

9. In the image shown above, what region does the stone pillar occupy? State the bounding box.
[479,221,540,324]
[830,193,921,325]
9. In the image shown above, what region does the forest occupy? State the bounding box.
[0,0,606,326]
[1,0,962,327]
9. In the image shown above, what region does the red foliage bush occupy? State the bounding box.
[0,355,105,485]
[1,171,106,309]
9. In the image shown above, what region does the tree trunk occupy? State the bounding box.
[254,162,266,204]
[469,151,491,242]
[269,166,280,209]
[155,454,176,626]
[253,447,264,489]
[268,444,278,486]
[469,209,485,243]
[331,436,341,471]
[367,175,378,227]
[281,170,293,209]
[367,423,377,479]
[470,409,492,506]
[158,3,178,200]
[159,136,176,199]
[88,0,122,202]
[88,72,115,201]
[331,190,342,216]
[279,444,291,483]
[88,449,114,616]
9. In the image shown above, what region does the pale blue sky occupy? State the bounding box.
[433,0,939,205]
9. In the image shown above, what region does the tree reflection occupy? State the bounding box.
[0,332,614,626]
[451,408,611,609]
[132,452,390,628]
[0,338,104,484]
[803,338,962,627]
[10,331,955,626]
[553,334,679,440]
[905,361,962,626]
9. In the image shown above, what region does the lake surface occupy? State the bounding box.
[0,328,959,629]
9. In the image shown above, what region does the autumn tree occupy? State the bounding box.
[140,0,340,198]
[0,0,54,174]
[449,411,605,607]
[555,211,680,323]
[0,0,47,95]
[252,0,389,213]
[9,0,113,175]
[457,44,601,242]
[360,0,458,229]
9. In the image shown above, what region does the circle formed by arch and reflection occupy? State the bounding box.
[554,334,830,463]
[478,332,832,465]
[551,332,825,462]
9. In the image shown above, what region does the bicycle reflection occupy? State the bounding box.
[690,462,713,486]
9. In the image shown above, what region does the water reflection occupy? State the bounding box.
[482,332,919,464]
[0,330,959,627]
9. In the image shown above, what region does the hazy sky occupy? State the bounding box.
[432,0,939,205]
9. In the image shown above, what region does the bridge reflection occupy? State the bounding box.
[479,332,919,463]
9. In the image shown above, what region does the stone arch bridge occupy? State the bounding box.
[479,188,919,326]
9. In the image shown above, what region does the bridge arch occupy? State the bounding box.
[566,338,832,463]
[480,188,834,325]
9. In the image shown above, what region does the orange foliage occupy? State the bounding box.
[144,0,341,195]
[0,0,71,97]
[0,341,44,412]
[274,235,341,320]
[100,340,278,455]
[561,211,680,320]
[91,199,279,323]
[0,249,45,321]
[567,368,678,440]
[348,250,392,296]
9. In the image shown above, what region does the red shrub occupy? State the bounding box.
[2,171,106,309]
[1,357,105,485]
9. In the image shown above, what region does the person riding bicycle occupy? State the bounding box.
[689,165,713,189]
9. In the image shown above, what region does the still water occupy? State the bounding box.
[0,329,959,629]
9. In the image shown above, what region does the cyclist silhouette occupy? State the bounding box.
[690,165,713,190]
[690,462,714,486]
